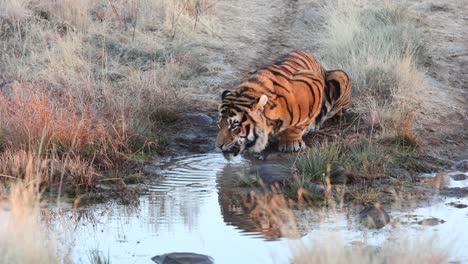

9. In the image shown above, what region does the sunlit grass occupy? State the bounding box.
[0,0,219,192]
[316,0,426,139]
[0,182,66,263]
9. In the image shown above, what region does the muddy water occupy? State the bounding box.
[47,154,468,264]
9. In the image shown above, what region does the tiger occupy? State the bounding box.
[311,69,352,130]
[216,50,326,159]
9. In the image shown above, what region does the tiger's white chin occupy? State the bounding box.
[244,128,268,154]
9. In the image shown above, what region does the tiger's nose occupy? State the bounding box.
[216,143,224,150]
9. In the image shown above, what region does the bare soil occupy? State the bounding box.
[406,0,468,161]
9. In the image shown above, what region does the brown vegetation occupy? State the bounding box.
[0,0,217,192]
[0,182,67,263]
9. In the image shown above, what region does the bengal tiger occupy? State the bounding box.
[311,69,352,130]
[216,50,326,159]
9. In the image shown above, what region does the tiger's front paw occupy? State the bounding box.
[278,139,306,152]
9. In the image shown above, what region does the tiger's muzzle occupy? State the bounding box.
[219,137,242,159]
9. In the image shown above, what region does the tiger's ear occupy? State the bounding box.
[221,90,232,100]
[252,94,268,112]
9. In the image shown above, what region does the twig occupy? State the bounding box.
[0,174,20,180]
[98,177,126,186]
[132,0,138,41]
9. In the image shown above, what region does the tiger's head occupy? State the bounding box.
[216,90,271,160]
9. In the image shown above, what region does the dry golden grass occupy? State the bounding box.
[315,0,427,139]
[291,235,448,264]
[0,182,63,263]
[0,83,138,167]
[0,0,32,23]
[0,0,218,190]
[0,147,99,191]
[30,0,91,31]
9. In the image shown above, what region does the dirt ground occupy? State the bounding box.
[406,0,468,161]
[175,0,467,162]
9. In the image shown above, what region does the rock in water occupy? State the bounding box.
[390,168,411,179]
[358,204,390,229]
[151,252,214,264]
[453,160,468,172]
[450,173,468,181]
[417,217,445,226]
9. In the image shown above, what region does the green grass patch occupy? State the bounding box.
[295,138,392,181]
[124,173,144,184]
[237,174,262,188]
[290,136,422,202]
[293,141,343,182]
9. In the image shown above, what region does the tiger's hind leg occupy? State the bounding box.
[277,126,307,152]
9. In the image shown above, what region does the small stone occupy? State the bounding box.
[358,204,391,229]
[95,184,112,191]
[450,173,468,181]
[430,4,449,12]
[330,166,355,184]
[453,160,468,172]
[185,113,213,126]
[330,166,346,183]
[143,165,162,176]
[151,252,214,264]
[126,184,148,191]
[390,168,411,179]
[447,202,467,209]
[302,8,321,25]
[417,217,445,226]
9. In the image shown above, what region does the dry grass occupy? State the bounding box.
[0,182,64,263]
[0,0,32,23]
[315,0,427,138]
[0,148,99,191]
[0,0,218,191]
[291,235,448,264]
[30,0,91,31]
[0,83,139,167]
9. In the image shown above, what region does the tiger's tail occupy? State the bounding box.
[311,69,351,131]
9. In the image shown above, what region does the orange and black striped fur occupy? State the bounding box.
[216,50,326,158]
[312,70,352,130]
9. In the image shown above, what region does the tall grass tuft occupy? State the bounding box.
[294,138,390,182]
[0,0,32,23]
[291,234,448,264]
[293,141,342,182]
[316,0,427,137]
[0,182,63,263]
[0,0,218,191]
